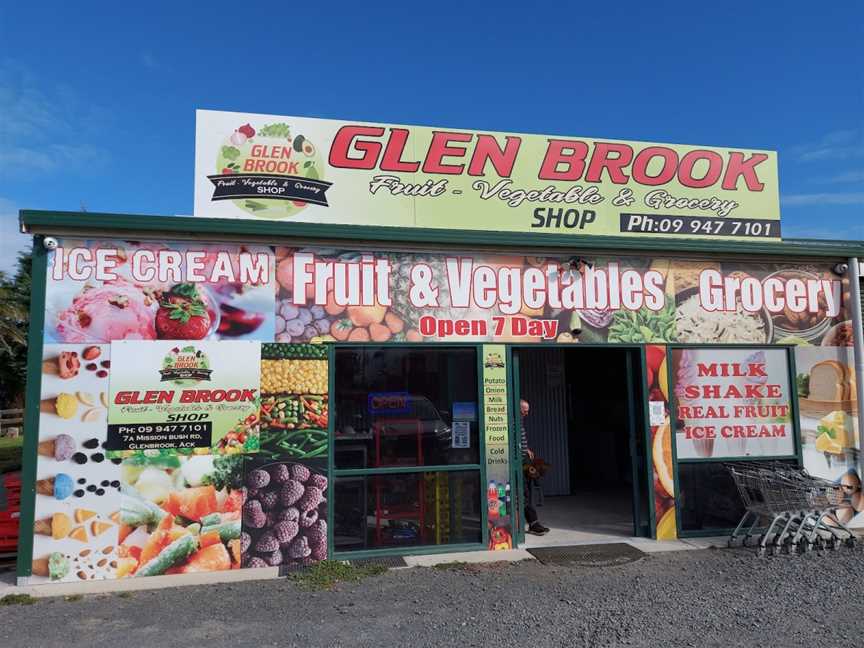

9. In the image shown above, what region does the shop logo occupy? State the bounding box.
[209,121,333,219]
[484,352,505,369]
[160,345,212,384]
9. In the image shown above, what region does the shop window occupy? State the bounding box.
[677,462,746,532]
[332,347,484,554]
[677,460,797,532]
[334,347,480,469]
[333,471,482,551]
[669,345,800,534]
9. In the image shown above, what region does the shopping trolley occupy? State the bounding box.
[726,462,857,556]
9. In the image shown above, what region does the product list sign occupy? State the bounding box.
[194,110,781,241]
[482,345,513,550]
[107,340,262,454]
[672,348,795,459]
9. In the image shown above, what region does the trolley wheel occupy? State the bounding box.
[844,537,856,550]
[827,537,840,551]
[756,546,768,558]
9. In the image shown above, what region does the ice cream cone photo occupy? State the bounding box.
[37,434,75,461]
[30,553,71,581]
[53,393,78,419]
[33,518,52,535]
[31,557,49,577]
[35,478,55,496]
[34,512,72,540]
[37,439,55,458]
[34,474,74,500]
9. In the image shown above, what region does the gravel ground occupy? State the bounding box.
[1,546,862,648]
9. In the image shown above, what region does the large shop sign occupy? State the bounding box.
[194,110,781,241]
[107,340,262,455]
[43,239,848,347]
[672,347,795,460]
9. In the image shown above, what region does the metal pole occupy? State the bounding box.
[846,257,864,478]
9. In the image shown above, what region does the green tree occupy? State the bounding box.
[0,251,31,409]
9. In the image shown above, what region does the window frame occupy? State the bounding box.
[328,343,488,558]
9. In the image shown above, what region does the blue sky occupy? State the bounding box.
[1,2,862,273]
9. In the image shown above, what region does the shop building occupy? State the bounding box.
[15,111,864,586]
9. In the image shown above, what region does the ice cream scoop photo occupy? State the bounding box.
[31,552,71,580]
[36,473,74,500]
[55,278,158,342]
[52,393,79,419]
[34,512,73,540]
[38,434,76,462]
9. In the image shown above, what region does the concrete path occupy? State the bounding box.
[1,536,728,597]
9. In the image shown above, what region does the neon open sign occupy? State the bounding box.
[368,391,411,415]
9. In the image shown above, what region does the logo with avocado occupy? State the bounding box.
[160,345,212,384]
[209,121,333,219]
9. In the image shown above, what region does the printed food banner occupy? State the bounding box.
[258,343,329,461]
[645,345,676,540]
[272,248,849,347]
[107,341,262,455]
[118,453,245,577]
[482,345,513,549]
[794,346,862,527]
[31,343,121,583]
[194,110,781,242]
[45,238,275,344]
[116,454,327,577]
[672,348,795,460]
[42,238,850,348]
[241,458,328,569]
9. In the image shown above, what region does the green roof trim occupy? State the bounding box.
[19,209,864,258]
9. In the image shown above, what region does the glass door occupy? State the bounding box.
[508,348,526,546]
[331,345,485,556]
[627,348,652,537]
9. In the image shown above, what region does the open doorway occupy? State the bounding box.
[515,347,649,546]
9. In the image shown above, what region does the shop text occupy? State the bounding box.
[50,247,270,284]
[114,389,257,405]
[418,316,559,339]
[330,126,770,191]
[291,253,840,326]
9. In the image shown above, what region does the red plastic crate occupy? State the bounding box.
[0,472,21,554]
[3,473,21,486]
[0,519,19,548]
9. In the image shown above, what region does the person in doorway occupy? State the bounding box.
[521,399,549,535]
